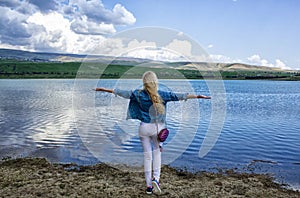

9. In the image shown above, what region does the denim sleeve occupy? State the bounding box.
[174,92,188,101]
[160,91,188,102]
[113,88,133,99]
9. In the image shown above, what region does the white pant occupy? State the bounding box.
[139,122,165,187]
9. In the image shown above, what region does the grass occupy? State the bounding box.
[0,59,299,80]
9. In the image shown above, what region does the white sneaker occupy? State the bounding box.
[152,178,161,194]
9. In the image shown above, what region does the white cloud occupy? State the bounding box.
[89,38,157,57]
[71,15,116,35]
[0,6,33,45]
[247,54,290,69]
[89,38,195,62]
[0,0,21,8]
[208,53,290,70]
[126,48,180,61]
[28,0,58,13]
[208,44,214,48]
[65,0,136,26]
[165,39,192,58]
[124,39,198,62]
[209,54,242,63]
[247,54,271,66]
[27,12,74,52]
[177,32,184,36]
[111,4,136,25]
[25,12,106,53]
[275,59,290,70]
[93,38,210,62]
[0,0,136,53]
[127,39,156,49]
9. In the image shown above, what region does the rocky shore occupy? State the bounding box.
[0,158,299,197]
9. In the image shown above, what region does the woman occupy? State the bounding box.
[94,71,211,195]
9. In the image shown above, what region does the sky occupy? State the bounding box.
[0,0,299,70]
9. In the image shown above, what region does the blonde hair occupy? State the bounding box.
[142,71,165,115]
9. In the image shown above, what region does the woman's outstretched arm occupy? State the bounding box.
[187,94,211,99]
[94,87,114,93]
[94,87,132,99]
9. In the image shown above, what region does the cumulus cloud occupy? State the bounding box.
[111,4,136,25]
[0,7,32,45]
[177,32,184,36]
[65,0,135,29]
[247,54,269,66]
[90,38,157,58]
[124,39,195,62]
[70,15,116,35]
[28,0,58,13]
[27,12,76,52]
[0,0,136,53]
[0,0,21,8]
[209,54,242,63]
[165,39,192,58]
[26,12,108,54]
[208,54,290,70]
[127,39,156,50]
[89,38,195,62]
[275,59,288,69]
[114,38,206,62]
[126,48,181,61]
[247,54,289,69]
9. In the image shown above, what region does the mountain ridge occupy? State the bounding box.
[0,48,295,72]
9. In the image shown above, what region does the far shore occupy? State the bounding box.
[1,157,299,197]
[1,76,300,81]
[1,59,300,81]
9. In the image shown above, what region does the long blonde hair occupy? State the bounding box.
[142,71,165,115]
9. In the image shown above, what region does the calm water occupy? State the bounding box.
[0,79,299,189]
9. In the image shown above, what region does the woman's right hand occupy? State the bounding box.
[94,87,114,93]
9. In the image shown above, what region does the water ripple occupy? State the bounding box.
[1,79,300,189]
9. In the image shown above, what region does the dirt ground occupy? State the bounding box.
[0,158,299,197]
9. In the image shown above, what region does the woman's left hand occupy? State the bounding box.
[197,95,211,99]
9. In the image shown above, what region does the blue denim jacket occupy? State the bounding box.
[114,88,188,123]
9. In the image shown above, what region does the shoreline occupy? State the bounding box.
[1,77,300,81]
[1,158,299,197]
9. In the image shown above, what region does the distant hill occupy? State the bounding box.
[0,48,151,65]
[1,48,299,80]
[176,62,287,72]
[0,48,85,62]
[0,48,294,73]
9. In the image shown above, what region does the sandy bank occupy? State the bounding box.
[0,158,299,197]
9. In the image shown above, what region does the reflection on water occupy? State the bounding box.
[0,79,97,165]
[0,79,300,189]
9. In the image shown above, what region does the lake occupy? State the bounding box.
[0,79,299,189]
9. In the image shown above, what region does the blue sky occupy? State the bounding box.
[1,0,299,69]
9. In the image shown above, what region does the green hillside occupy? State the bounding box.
[1,59,299,80]
[0,49,299,80]
[0,60,80,78]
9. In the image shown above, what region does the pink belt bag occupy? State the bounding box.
[157,128,169,142]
